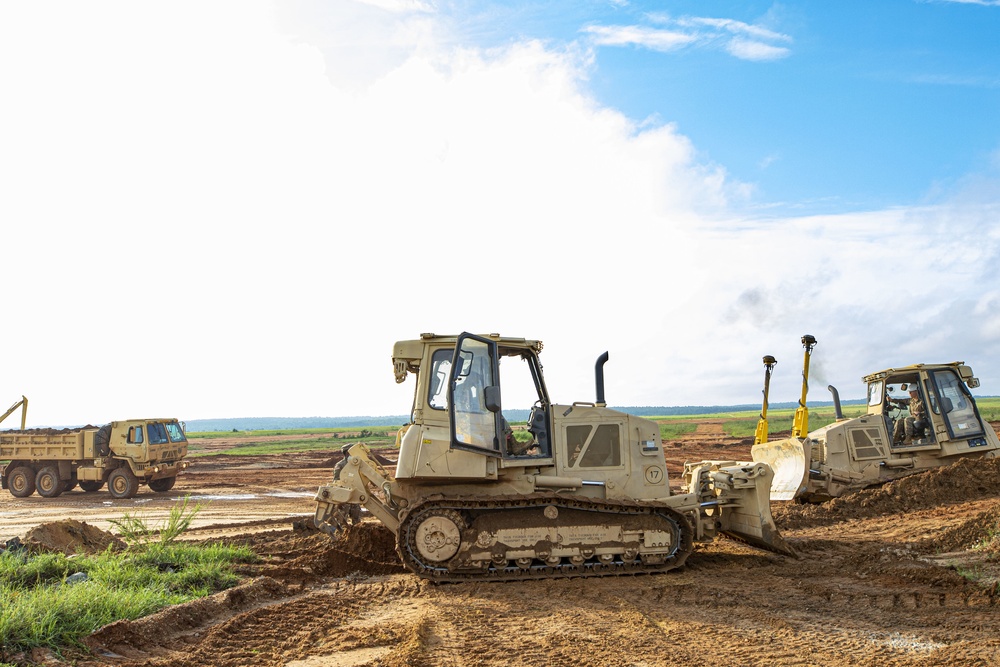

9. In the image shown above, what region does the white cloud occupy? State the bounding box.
[586,13,792,61]
[0,1,996,426]
[583,24,697,52]
[725,37,790,61]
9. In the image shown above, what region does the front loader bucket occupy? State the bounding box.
[750,437,811,501]
[712,461,797,557]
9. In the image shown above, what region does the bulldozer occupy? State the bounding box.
[314,332,794,582]
[751,336,1000,503]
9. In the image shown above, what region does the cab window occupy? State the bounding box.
[165,422,187,443]
[868,380,884,408]
[929,370,984,438]
[128,426,144,444]
[148,422,169,444]
[566,424,622,468]
[428,349,452,411]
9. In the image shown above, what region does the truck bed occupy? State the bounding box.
[0,431,88,461]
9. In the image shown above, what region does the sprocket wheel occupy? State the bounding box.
[410,509,466,563]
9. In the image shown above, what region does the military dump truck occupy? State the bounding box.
[1,419,190,499]
[751,339,1000,503]
[315,332,794,582]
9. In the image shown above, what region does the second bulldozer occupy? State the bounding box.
[751,336,1000,502]
[315,332,794,582]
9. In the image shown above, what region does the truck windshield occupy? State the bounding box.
[165,422,187,443]
[148,422,169,444]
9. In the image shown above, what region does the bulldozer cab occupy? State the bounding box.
[867,365,988,451]
[444,333,552,461]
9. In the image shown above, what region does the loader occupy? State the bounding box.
[315,332,794,582]
[751,336,1000,502]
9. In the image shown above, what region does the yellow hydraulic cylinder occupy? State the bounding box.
[753,356,777,445]
[791,335,817,438]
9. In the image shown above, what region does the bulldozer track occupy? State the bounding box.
[397,495,694,583]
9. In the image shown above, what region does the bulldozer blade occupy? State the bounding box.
[750,437,811,502]
[722,516,798,558]
[712,461,798,558]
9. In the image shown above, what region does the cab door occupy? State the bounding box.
[448,333,504,456]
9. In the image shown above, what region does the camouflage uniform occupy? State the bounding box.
[892,393,927,444]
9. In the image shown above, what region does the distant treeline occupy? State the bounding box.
[184,400,867,433]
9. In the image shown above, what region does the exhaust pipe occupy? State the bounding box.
[828,384,844,420]
[595,351,609,407]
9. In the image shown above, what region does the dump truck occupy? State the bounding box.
[751,336,1000,502]
[314,332,794,582]
[1,418,190,499]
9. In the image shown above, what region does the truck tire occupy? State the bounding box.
[108,468,139,499]
[148,476,176,493]
[95,424,113,457]
[64,478,78,492]
[7,466,36,498]
[36,466,64,498]
[79,480,104,493]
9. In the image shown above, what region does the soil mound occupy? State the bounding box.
[919,501,1000,554]
[237,522,404,583]
[23,519,125,554]
[774,457,1000,530]
[5,425,98,435]
[287,521,403,577]
[84,576,288,658]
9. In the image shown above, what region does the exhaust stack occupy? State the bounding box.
[828,384,844,420]
[595,352,609,407]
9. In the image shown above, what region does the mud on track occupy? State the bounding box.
[4,433,1000,667]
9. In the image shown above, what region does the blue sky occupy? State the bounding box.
[1,1,999,425]
[418,0,1000,213]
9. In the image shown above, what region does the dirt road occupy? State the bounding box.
[5,431,1000,667]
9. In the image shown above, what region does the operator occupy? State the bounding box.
[891,387,927,445]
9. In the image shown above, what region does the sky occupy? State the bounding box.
[1,0,999,427]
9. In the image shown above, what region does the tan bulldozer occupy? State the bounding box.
[751,335,1000,503]
[315,332,794,582]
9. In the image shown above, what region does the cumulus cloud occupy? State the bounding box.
[0,1,996,425]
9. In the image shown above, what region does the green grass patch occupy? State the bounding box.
[188,428,399,457]
[185,427,403,440]
[975,397,1000,422]
[0,499,258,660]
[658,422,698,440]
[652,405,869,441]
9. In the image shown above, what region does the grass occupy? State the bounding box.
[658,422,698,440]
[186,428,399,457]
[975,397,1000,422]
[0,498,258,661]
[653,405,869,441]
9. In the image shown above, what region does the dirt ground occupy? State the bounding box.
[4,425,1000,667]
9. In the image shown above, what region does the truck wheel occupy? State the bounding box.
[7,467,36,498]
[79,480,104,493]
[148,476,176,493]
[36,466,64,498]
[108,468,139,499]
